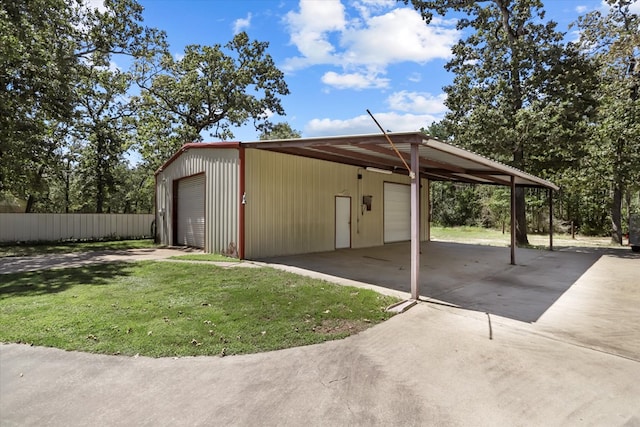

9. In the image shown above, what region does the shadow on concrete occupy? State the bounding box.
[256,241,608,324]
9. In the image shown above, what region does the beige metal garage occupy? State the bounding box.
[155,131,558,299]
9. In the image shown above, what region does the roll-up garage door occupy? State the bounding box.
[177,174,205,248]
[384,182,410,243]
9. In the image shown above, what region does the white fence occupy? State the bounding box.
[0,213,155,243]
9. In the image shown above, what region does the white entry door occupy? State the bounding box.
[335,196,351,249]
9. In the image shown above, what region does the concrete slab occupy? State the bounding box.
[2,302,639,426]
[1,241,639,425]
[257,241,640,360]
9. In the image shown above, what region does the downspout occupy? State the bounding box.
[154,173,158,243]
[239,146,246,260]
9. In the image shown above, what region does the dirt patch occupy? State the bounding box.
[313,319,371,335]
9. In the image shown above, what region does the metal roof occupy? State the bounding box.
[243,131,559,191]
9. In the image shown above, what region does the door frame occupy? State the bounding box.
[335,196,351,249]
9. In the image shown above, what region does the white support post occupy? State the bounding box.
[410,143,420,300]
[425,178,431,242]
[549,188,554,251]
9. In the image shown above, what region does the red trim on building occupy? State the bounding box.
[155,142,241,175]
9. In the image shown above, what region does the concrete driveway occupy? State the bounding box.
[1,242,639,426]
[259,241,640,360]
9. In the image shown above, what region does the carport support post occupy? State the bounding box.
[510,176,516,265]
[548,188,554,251]
[410,143,420,300]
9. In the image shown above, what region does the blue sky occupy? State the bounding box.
[113,0,637,141]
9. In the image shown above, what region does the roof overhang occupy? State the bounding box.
[155,142,241,175]
[243,132,559,191]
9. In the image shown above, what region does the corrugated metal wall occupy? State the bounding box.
[244,149,429,259]
[156,148,240,254]
[0,213,154,243]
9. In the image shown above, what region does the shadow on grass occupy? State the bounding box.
[0,262,134,297]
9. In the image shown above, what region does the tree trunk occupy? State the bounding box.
[24,164,46,213]
[25,195,35,213]
[611,184,623,245]
[513,146,529,246]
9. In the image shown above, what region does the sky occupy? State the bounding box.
[115,0,639,142]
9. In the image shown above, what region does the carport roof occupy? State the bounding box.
[243,131,559,191]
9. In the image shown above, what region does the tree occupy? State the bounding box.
[0,0,77,203]
[75,66,135,213]
[136,31,290,152]
[259,123,302,140]
[0,0,165,212]
[403,0,597,245]
[575,0,640,244]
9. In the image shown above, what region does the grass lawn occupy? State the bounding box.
[430,226,621,249]
[0,261,398,357]
[168,253,240,262]
[0,239,157,258]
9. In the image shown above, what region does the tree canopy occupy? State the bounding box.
[3,0,638,240]
[1,0,289,213]
[574,0,640,242]
[404,0,604,244]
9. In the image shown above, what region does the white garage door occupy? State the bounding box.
[177,174,205,248]
[384,182,410,243]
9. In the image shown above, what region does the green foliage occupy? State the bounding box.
[430,182,482,227]
[574,0,640,242]
[135,32,290,145]
[0,261,398,357]
[2,0,293,214]
[0,0,165,213]
[405,0,599,245]
[259,122,302,140]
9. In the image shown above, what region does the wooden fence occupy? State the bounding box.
[0,213,154,243]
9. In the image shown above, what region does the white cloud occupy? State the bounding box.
[233,13,252,34]
[321,70,389,89]
[408,72,422,83]
[575,5,589,14]
[340,10,458,67]
[305,111,440,136]
[84,0,107,12]
[283,1,459,89]
[108,60,120,72]
[284,0,346,66]
[387,91,447,114]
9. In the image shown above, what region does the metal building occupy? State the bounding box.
[155,132,558,274]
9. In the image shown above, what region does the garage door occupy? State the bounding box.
[384,182,410,243]
[177,174,205,248]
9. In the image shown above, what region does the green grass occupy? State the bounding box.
[168,253,240,262]
[430,225,622,249]
[0,239,157,258]
[0,261,398,357]
[431,226,510,243]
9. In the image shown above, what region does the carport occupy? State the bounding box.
[245,131,559,301]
